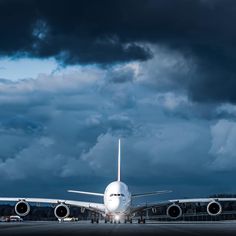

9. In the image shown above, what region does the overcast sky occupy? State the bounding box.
[1,0,236,202]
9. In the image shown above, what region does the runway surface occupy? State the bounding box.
[1,221,236,236]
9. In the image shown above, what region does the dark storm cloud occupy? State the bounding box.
[1,0,236,103]
[0,0,152,64]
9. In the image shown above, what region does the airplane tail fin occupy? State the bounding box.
[117,139,121,182]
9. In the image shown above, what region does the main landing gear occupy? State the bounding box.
[91,213,99,224]
[138,214,146,224]
[138,218,146,224]
[91,218,99,224]
[125,217,132,224]
[110,219,120,224]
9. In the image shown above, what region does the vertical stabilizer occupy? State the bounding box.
[118,139,121,181]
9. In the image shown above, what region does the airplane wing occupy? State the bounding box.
[168,198,236,203]
[132,190,172,198]
[131,197,236,215]
[67,190,104,197]
[0,197,105,214]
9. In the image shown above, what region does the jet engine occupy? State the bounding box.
[207,201,222,216]
[54,203,70,219]
[166,204,182,219]
[152,207,157,214]
[15,200,30,217]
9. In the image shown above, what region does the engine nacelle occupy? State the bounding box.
[207,201,222,216]
[54,203,70,219]
[152,207,157,214]
[166,204,182,219]
[15,200,30,217]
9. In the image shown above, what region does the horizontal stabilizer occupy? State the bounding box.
[67,190,104,197]
[132,190,172,198]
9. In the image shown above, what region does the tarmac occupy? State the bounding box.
[1,221,236,236]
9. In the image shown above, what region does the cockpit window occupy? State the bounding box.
[110,193,124,197]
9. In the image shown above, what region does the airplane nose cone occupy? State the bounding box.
[107,199,122,212]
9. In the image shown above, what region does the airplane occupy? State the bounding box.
[1,139,236,223]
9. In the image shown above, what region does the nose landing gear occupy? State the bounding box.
[104,215,134,224]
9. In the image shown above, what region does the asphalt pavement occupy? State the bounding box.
[1,221,236,236]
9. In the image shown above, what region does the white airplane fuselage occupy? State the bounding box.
[104,181,131,216]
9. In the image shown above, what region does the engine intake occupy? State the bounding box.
[207,201,222,216]
[15,200,30,217]
[166,204,182,219]
[54,203,70,219]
